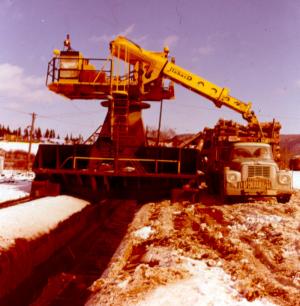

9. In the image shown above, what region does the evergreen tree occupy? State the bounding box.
[49,129,56,139]
[44,129,50,138]
[24,128,29,139]
[17,127,21,137]
[36,127,42,140]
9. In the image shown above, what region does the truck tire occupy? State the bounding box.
[276,194,291,204]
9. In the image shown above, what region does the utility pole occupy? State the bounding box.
[156,99,163,146]
[27,112,36,171]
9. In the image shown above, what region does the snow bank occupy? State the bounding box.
[136,257,276,306]
[0,181,31,203]
[292,171,300,189]
[0,141,39,154]
[0,195,89,250]
[0,195,91,299]
[0,170,35,204]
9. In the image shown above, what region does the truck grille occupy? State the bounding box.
[248,165,270,178]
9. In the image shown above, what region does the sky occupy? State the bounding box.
[1,0,300,139]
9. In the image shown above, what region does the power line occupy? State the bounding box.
[40,115,97,128]
[0,105,32,115]
[38,111,99,119]
[167,102,300,121]
[0,105,99,128]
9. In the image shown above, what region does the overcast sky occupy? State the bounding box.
[1,0,300,138]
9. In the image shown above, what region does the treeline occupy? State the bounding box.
[0,124,86,144]
[0,124,59,141]
[64,134,84,144]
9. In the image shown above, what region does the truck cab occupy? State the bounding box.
[223,142,292,203]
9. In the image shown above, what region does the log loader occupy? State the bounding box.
[31,35,292,203]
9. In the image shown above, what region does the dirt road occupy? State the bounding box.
[87,193,300,306]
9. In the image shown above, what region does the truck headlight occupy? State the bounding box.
[278,174,291,185]
[227,172,238,183]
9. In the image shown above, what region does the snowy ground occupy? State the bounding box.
[0,195,90,250]
[0,170,34,204]
[88,194,300,306]
[0,140,38,203]
[292,171,300,189]
[134,256,276,306]
[0,141,39,155]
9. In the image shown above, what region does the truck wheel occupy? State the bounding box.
[276,194,291,204]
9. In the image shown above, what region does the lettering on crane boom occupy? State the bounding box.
[166,66,193,81]
[166,66,207,89]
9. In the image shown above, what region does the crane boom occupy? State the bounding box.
[163,62,257,124]
[110,36,259,125]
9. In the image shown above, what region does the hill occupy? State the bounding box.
[280,134,300,155]
[279,135,300,166]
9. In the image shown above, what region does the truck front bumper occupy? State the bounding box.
[225,177,290,196]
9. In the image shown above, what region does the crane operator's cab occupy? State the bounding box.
[58,51,81,79]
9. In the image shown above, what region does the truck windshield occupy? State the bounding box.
[231,145,272,160]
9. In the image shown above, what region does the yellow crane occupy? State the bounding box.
[48,35,259,126]
[32,34,277,201]
[109,36,259,126]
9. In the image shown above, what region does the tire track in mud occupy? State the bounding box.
[84,195,300,306]
[169,198,300,305]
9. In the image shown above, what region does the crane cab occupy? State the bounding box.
[58,50,82,80]
[46,49,112,100]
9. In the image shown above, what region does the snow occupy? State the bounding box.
[0,170,35,203]
[0,181,31,202]
[0,140,39,203]
[135,256,276,306]
[0,141,39,154]
[133,226,155,240]
[291,171,300,189]
[0,195,90,250]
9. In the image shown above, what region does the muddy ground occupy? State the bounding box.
[87,192,300,306]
